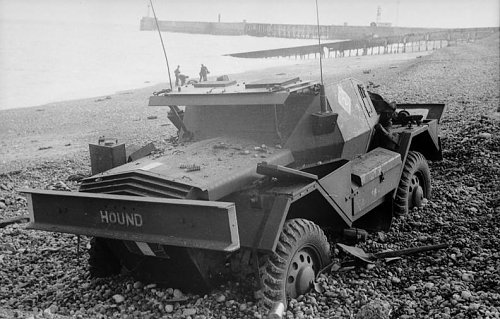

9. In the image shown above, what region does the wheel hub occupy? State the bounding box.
[409,175,424,209]
[296,266,315,294]
[413,185,424,207]
[286,249,317,298]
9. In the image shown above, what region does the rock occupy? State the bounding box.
[391,277,401,284]
[377,232,387,242]
[53,181,70,191]
[173,289,183,298]
[112,294,125,303]
[254,290,263,300]
[133,281,143,289]
[43,307,53,317]
[313,282,325,293]
[0,243,15,252]
[355,300,391,319]
[182,308,197,316]
[216,294,226,303]
[164,304,174,313]
[424,282,434,289]
[461,273,474,282]
[405,285,417,292]
[0,202,6,209]
[469,303,480,310]
[461,291,472,300]
[145,283,156,289]
[49,304,58,313]
[331,263,342,272]
[67,174,86,182]
[477,132,492,139]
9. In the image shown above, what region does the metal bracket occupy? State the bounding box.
[345,189,359,201]
[379,171,385,183]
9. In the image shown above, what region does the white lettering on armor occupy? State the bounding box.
[134,214,143,227]
[99,210,143,227]
[100,210,109,223]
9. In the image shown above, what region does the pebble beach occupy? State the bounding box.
[0,33,499,319]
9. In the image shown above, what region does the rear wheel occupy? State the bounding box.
[394,151,431,216]
[260,219,330,311]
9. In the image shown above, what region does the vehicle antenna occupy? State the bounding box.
[149,0,173,90]
[315,0,327,113]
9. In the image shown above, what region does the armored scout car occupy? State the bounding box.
[23,77,445,310]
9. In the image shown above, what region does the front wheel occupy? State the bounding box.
[260,219,330,311]
[394,151,431,216]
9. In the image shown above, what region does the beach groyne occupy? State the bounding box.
[227,29,498,59]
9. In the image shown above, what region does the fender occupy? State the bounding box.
[395,120,443,165]
[393,103,446,163]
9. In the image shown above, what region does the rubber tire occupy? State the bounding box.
[260,219,330,311]
[394,151,431,216]
[88,237,122,277]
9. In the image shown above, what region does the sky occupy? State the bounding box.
[0,0,498,28]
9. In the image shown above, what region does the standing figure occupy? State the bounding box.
[178,74,188,86]
[199,64,209,82]
[174,65,181,86]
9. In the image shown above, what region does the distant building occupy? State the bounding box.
[370,22,392,27]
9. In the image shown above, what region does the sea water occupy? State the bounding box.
[0,0,323,110]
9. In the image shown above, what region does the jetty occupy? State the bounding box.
[140,17,443,39]
[139,18,498,59]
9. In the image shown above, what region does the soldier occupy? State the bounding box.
[178,74,188,86]
[174,65,181,86]
[199,64,209,82]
